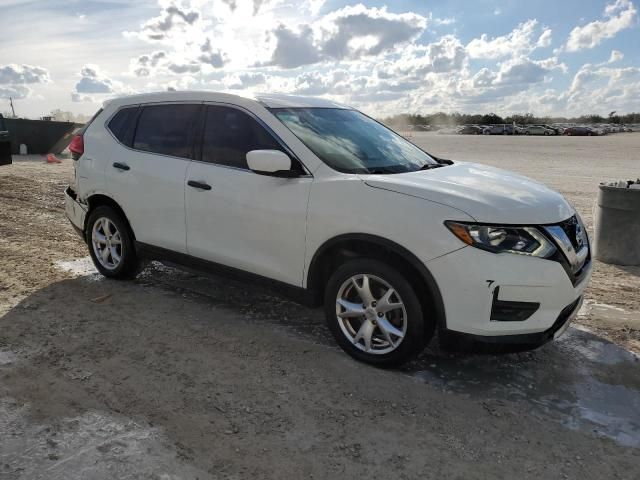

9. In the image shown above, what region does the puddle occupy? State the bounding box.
[54,257,99,279]
[0,399,209,479]
[407,328,640,447]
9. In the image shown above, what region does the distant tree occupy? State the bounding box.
[480,113,504,124]
[380,110,640,127]
[49,109,90,123]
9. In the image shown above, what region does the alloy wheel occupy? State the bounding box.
[91,217,123,270]
[335,274,407,354]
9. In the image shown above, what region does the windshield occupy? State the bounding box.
[271,108,438,174]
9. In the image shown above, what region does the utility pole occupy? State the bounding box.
[9,97,16,118]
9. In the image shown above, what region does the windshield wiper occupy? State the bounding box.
[419,163,444,171]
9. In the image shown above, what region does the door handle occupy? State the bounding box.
[113,162,130,171]
[187,180,212,190]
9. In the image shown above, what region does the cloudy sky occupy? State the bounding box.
[0,0,638,119]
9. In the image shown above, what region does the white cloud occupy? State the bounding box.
[494,57,565,85]
[609,49,625,63]
[0,85,31,100]
[223,71,268,89]
[0,64,50,85]
[198,38,227,68]
[75,65,115,94]
[265,4,427,68]
[559,62,640,113]
[565,0,637,52]
[138,2,201,41]
[72,65,134,102]
[265,25,322,68]
[317,5,427,59]
[466,19,552,59]
[377,35,467,80]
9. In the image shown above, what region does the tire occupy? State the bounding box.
[525,131,530,135]
[86,205,140,279]
[324,258,431,367]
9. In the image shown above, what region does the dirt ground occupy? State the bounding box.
[0,135,639,479]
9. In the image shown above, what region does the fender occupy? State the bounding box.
[306,233,446,328]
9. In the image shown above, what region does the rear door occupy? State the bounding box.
[185,104,311,286]
[105,103,201,253]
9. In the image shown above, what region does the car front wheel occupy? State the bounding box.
[86,206,140,279]
[324,259,430,367]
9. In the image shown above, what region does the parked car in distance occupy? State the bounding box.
[525,125,556,135]
[65,91,592,367]
[541,125,564,135]
[457,125,483,135]
[563,126,596,136]
[550,124,567,135]
[482,124,515,135]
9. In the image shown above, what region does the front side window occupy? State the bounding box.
[201,106,283,169]
[133,104,200,159]
[271,108,437,174]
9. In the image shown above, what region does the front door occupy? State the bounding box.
[185,105,311,286]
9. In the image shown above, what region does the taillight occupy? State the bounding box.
[69,134,84,160]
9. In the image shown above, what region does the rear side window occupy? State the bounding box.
[133,104,200,159]
[108,107,138,146]
[201,106,283,169]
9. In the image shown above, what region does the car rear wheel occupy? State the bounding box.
[86,206,140,279]
[324,258,430,367]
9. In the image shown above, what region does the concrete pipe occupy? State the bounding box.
[594,184,640,266]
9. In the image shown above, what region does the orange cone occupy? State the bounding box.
[46,154,62,164]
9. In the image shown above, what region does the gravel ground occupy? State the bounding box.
[0,136,639,479]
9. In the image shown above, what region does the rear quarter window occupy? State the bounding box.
[108,106,139,146]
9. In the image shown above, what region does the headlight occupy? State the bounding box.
[445,221,557,258]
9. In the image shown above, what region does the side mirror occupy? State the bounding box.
[246,150,296,177]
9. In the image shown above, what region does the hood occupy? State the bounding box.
[363,162,574,224]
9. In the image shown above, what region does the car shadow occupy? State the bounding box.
[2,260,640,451]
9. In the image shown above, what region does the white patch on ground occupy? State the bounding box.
[54,257,99,279]
[0,350,18,366]
[579,299,640,328]
[0,398,209,479]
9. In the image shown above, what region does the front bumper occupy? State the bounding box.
[426,243,592,341]
[64,186,87,238]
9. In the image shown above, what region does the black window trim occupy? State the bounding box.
[193,101,312,177]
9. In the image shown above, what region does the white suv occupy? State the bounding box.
[65,91,592,367]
